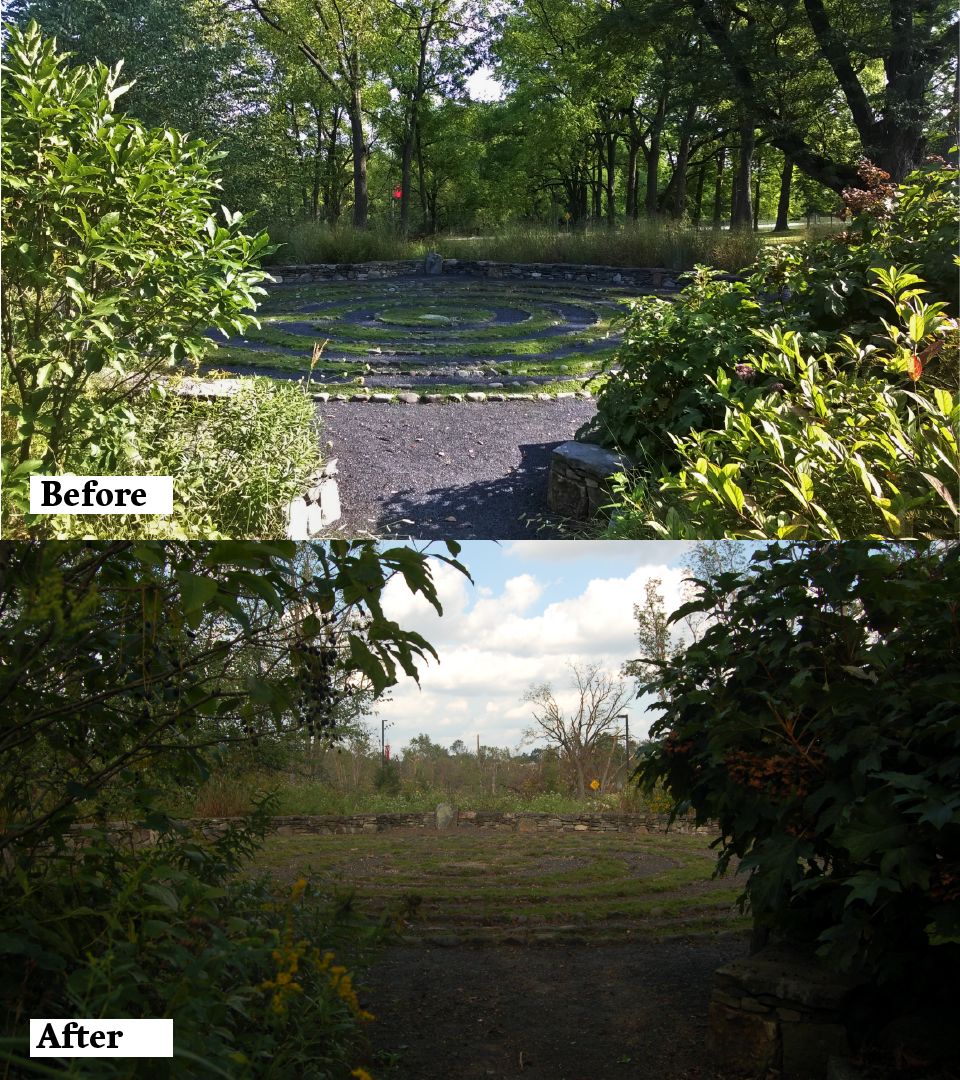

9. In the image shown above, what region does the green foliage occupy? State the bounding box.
[0,23,272,521]
[634,542,960,993]
[783,158,959,329]
[585,162,958,476]
[578,262,786,469]
[261,218,762,272]
[614,271,958,540]
[1,797,390,1079]
[0,539,469,1077]
[40,377,323,539]
[0,539,469,855]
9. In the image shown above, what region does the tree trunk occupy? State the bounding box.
[416,129,428,225]
[753,170,761,230]
[348,87,368,228]
[625,137,639,219]
[399,108,417,234]
[774,157,793,231]
[712,148,726,227]
[644,90,669,215]
[750,919,770,956]
[692,161,707,226]
[671,104,697,219]
[731,119,755,229]
[572,754,585,800]
[606,132,617,225]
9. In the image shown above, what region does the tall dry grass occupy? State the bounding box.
[261,219,763,273]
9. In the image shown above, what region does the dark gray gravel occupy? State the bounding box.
[359,935,749,1080]
[317,399,598,539]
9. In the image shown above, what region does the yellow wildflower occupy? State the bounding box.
[351,1070,373,1080]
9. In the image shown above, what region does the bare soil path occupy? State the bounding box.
[362,935,747,1080]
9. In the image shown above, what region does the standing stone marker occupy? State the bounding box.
[436,803,457,829]
[424,252,444,275]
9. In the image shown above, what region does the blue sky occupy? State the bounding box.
[376,541,697,756]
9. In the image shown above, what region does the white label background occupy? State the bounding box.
[29,476,173,515]
[30,1019,173,1057]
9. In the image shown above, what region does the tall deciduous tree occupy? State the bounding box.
[521,661,632,799]
[247,0,390,227]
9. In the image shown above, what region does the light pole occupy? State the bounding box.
[618,711,630,765]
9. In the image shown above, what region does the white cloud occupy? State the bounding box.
[378,561,689,747]
[501,540,692,563]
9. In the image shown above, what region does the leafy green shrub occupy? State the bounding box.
[576,262,793,469]
[1,540,468,1078]
[581,160,958,472]
[788,157,959,329]
[0,23,272,523]
[635,542,960,1002]
[608,268,958,540]
[43,376,323,539]
[1,800,388,1080]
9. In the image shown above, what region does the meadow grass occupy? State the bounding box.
[164,776,673,819]
[261,219,764,273]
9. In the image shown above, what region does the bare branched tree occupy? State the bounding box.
[521,661,633,800]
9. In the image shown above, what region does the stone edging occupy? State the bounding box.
[262,258,683,289]
[64,809,720,845]
[309,389,593,405]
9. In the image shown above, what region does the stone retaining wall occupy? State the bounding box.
[68,809,719,846]
[708,941,868,1079]
[263,258,682,288]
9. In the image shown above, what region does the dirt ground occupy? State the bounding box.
[359,934,748,1080]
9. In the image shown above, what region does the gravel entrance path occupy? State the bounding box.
[317,398,598,539]
[361,936,747,1080]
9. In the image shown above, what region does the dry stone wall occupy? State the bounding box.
[263,259,682,289]
[707,941,869,1079]
[68,809,719,846]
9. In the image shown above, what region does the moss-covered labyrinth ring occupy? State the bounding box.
[203,278,632,390]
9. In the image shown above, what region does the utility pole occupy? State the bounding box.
[618,711,630,766]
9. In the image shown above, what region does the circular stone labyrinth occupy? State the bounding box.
[203,276,637,390]
[201,274,656,539]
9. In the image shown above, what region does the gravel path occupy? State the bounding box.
[317,399,598,539]
[360,935,748,1080]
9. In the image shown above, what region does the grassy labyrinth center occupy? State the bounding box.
[205,276,644,396]
[246,829,752,945]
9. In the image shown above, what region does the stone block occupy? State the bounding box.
[546,468,589,518]
[466,392,486,402]
[424,252,444,275]
[285,497,309,540]
[436,803,457,830]
[398,392,420,404]
[782,1022,850,1080]
[742,997,772,1014]
[711,989,741,1008]
[518,817,537,833]
[706,1002,781,1073]
[714,942,869,1010]
[429,934,462,947]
